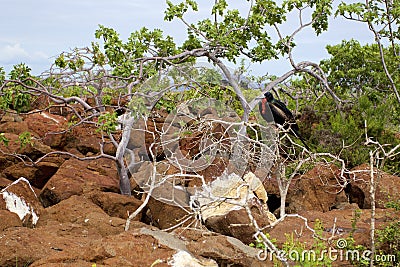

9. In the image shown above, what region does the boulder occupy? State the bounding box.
[2,163,37,184]
[37,195,126,237]
[24,111,68,148]
[127,118,147,150]
[0,133,52,160]
[267,208,400,250]
[183,229,264,267]
[145,196,190,229]
[87,191,143,220]
[130,161,193,229]
[0,111,23,123]
[65,124,116,156]
[30,226,217,267]
[0,177,14,189]
[0,177,42,227]
[0,216,218,267]
[0,155,14,173]
[3,161,59,189]
[0,209,22,231]
[0,227,83,267]
[68,124,102,155]
[192,172,276,244]
[286,163,348,213]
[144,116,167,161]
[39,158,119,207]
[205,208,275,245]
[347,164,400,209]
[0,120,29,135]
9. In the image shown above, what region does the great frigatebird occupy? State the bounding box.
[259,92,310,150]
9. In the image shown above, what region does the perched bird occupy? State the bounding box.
[259,92,310,150]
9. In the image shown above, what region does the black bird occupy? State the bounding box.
[259,92,310,150]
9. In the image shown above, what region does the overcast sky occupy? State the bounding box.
[0,0,373,77]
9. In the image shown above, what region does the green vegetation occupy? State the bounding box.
[250,220,332,267]
[283,40,400,172]
[249,232,277,250]
[0,64,33,113]
[376,222,400,266]
[280,220,332,267]
[343,210,369,267]
[16,131,33,148]
[0,133,9,146]
[384,198,400,211]
[97,112,118,134]
[343,209,400,266]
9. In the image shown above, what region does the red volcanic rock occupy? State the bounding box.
[146,196,190,230]
[183,229,264,267]
[87,191,143,220]
[2,163,38,184]
[65,124,116,156]
[205,208,274,245]
[286,163,348,213]
[0,177,14,189]
[0,193,220,267]
[0,210,22,231]
[347,164,400,209]
[39,158,119,207]
[2,104,400,266]
[37,195,126,237]
[0,111,23,123]
[3,161,60,189]
[0,177,43,227]
[0,155,14,173]
[0,133,52,160]
[0,120,29,135]
[24,111,68,148]
[267,208,400,250]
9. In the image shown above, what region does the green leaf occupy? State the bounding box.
[0,133,9,146]
[17,131,33,148]
[97,112,118,134]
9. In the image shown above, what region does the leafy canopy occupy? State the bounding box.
[165,0,332,62]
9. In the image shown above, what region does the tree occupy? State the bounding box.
[294,40,400,171]
[337,0,400,104]
[3,1,399,265]
[0,0,341,196]
[163,0,343,117]
[322,40,400,99]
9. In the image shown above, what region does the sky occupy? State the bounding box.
[0,0,373,77]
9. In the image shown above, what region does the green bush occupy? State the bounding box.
[300,94,400,171]
[0,64,34,113]
[376,222,400,266]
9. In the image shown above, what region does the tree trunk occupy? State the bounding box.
[115,115,137,195]
[117,162,131,195]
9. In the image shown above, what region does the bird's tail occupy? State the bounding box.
[290,128,310,151]
[298,134,310,151]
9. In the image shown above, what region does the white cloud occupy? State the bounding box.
[0,43,30,63]
[0,42,51,74]
[0,43,49,62]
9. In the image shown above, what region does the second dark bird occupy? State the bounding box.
[259,92,310,150]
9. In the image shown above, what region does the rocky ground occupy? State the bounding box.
[0,109,399,266]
